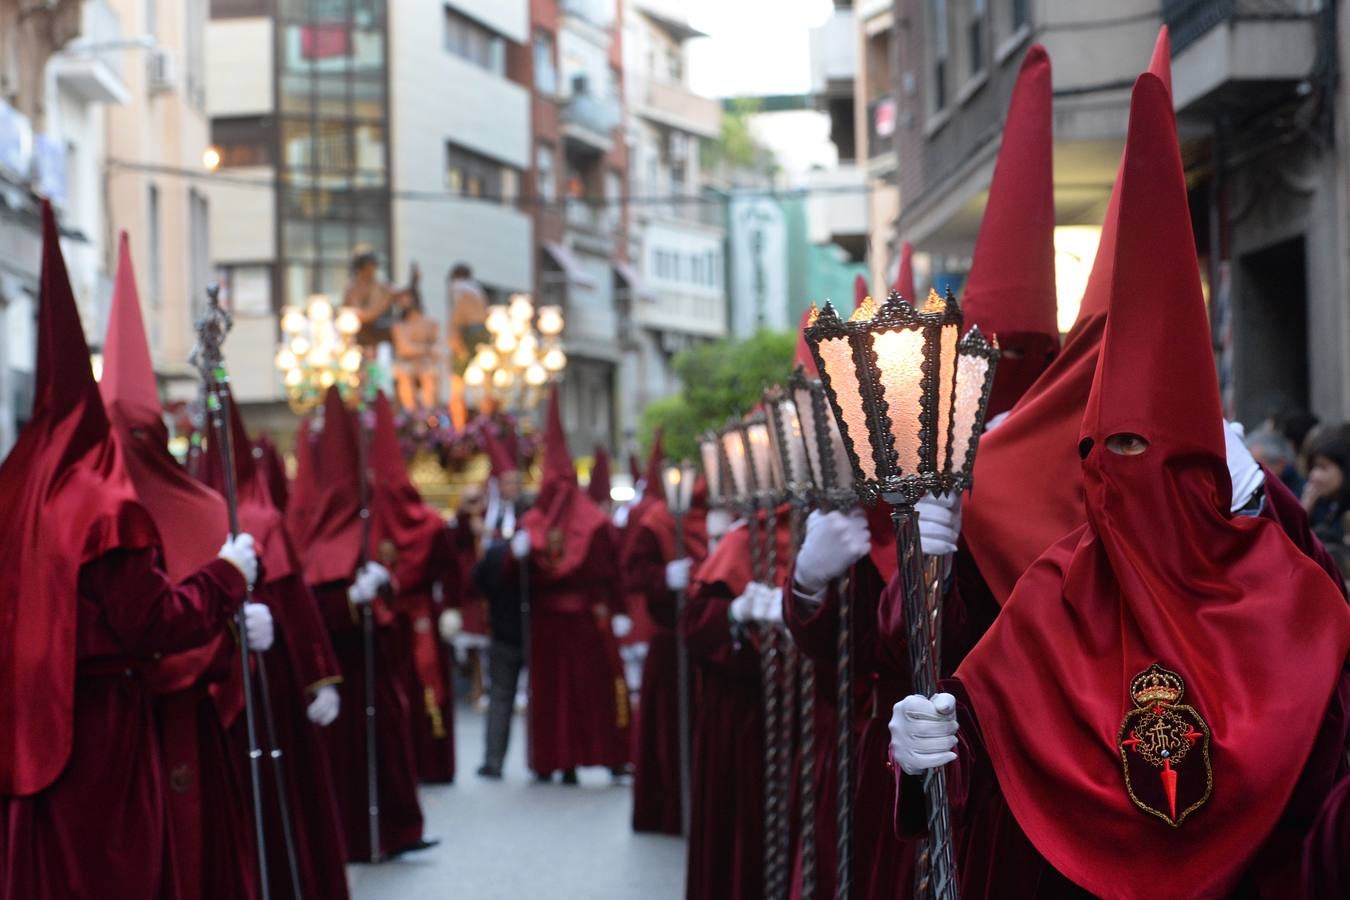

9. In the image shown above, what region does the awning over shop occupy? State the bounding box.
[542,241,597,289]
[612,260,654,301]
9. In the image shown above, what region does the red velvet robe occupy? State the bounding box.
[784,556,915,900]
[393,575,457,784]
[0,550,245,900]
[625,516,684,834]
[236,572,349,900]
[509,525,631,774]
[891,670,1350,899]
[313,583,424,861]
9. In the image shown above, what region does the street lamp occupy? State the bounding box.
[462,293,565,414]
[274,293,363,414]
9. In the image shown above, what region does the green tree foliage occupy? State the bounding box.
[639,329,797,463]
[702,97,776,176]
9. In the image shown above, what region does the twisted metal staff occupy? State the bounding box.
[353,408,383,863]
[790,501,818,900]
[190,288,278,899]
[764,499,789,900]
[897,509,957,900]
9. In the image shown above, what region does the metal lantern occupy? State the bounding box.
[743,411,782,499]
[764,386,811,501]
[787,368,826,495]
[720,423,752,505]
[699,432,727,507]
[947,326,999,492]
[662,459,697,516]
[805,289,972,506]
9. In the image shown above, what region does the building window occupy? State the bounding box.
[536,143,556,204]
[210,116,273,167]
[446,142,516,201]
[217,264,273,316]
[444,7,504,75]
[930,0,950,110]
[605,170,621,229]
[534,29,557,94]
[1011,0,1029,32]
[967,0,987,78]
[210,0,271,16]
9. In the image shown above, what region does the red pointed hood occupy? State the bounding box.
[289,386,365,585]
[102,233,230,585]
[369,392,447,590]
[587,446,612,506]
[962,45,1059,417]
[482,425,518,477]
[957,75,1350,899]
[253,434,290,512]
[960,32,1174,604]
[628,452,642,483]
[852,274,868,311]
[0,206,157,795]
[893,241,915,300]
[643,427,665,503]
[521,384,610,578]
[793,307,819,376]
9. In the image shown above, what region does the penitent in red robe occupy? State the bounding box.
[681,514,792,900]
[1,551,246,900]
[624,493,708,835]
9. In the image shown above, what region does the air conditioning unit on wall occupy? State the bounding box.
[147,49,176,94]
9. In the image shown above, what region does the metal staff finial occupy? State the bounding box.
[189,283,231,379]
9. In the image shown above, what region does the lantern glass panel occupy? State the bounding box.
[679,462,696,511]
[747,421,780,494]
[722,430,750,499]
[777,399,809,487]
[871,328,926,475]
[936,322,959,473]
[662,464,682,511]
[825,406,854,492]
[951,351,990,486]
[791,381,825,490]
[700,438,724,504]
[818,335,877,480]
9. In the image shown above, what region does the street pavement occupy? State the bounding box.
[347,703,686,899]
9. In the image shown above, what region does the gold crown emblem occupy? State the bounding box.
[1130,663,1185,707]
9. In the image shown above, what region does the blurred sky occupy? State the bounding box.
[685,0,834,98]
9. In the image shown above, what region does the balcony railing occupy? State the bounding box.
[638,79,721,138]
[1163,0,1318,54]
[562,92,621,140]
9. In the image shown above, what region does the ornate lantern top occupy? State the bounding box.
[804,289,999,507]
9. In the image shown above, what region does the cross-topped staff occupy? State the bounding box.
[190,285,291,900]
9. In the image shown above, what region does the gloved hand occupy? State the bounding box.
[984,410,1011,433]
[510,529,531,560]
[752,583,784,624]
[348,561,390,606]
[611,614,634,639]
[888,692,959,776]
[794,509,871,594]
[666,558,693,592]
[916,492,961,556]
[306,685,340,727]
[1224,420,1265,514]
[242,602,274,652]
[613,504,631,528]
[729,588,756,623]
[706,509,733,541]
[218,534,258,585]
[439,608,464,642]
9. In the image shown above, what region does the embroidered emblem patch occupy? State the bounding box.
[1116,663,1212,826]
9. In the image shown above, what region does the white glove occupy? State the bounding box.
[752,583,784,624]
[510,529,531,560]
[666,558,692,592]
[613,504,631,528]
[218,534,258,585]
[889,692,959,776]
[916,492,961,556]
[794,509,871,594]
[439,608,464,642]
[242,602,274,652]
[1225,420,1265,514]
[729,588,756,623]
[611,613,634,638]
[347,561,390,605]
[306,684,340,727]
[984,410,1010,432]
[706,509,733,541]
